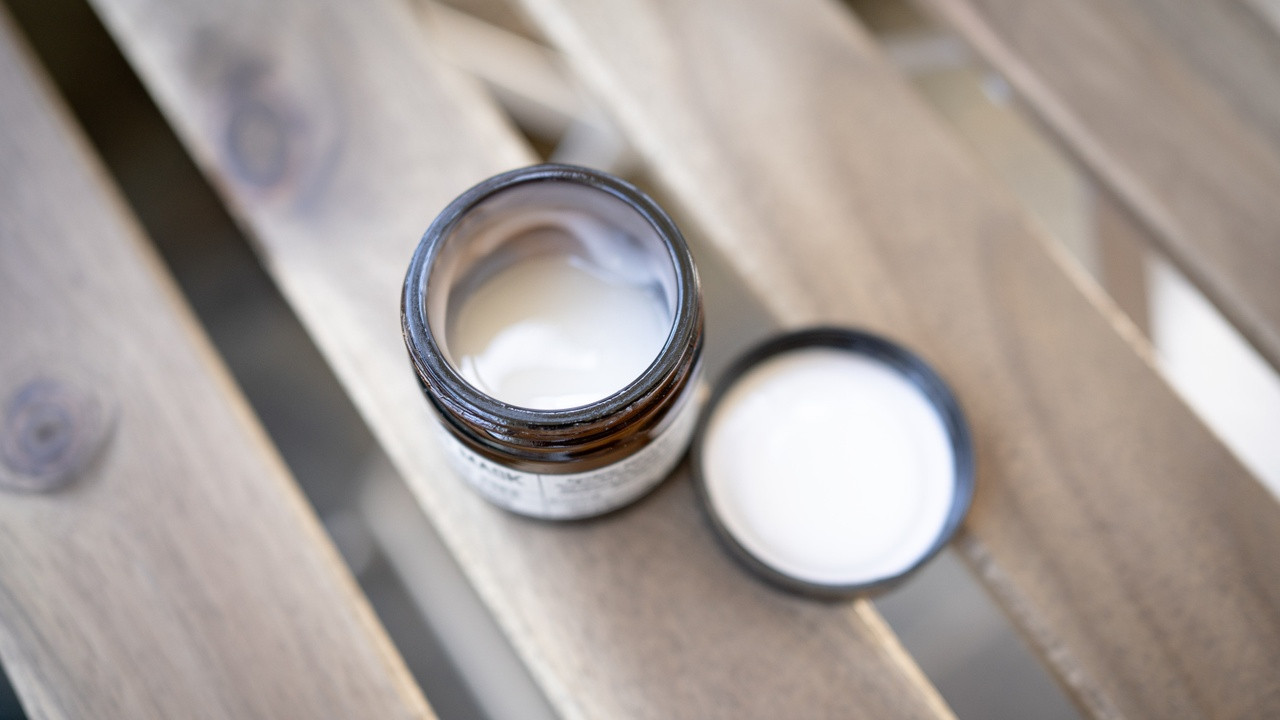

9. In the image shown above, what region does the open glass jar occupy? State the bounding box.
[401,164,704,520]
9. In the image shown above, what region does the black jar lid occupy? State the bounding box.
[691,327,974,599]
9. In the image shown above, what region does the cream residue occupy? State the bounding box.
[702,348,956,586]
[449,253,671,410]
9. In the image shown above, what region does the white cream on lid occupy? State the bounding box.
[447,219,672,410]
[701,348,956,587]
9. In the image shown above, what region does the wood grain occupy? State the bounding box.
[921,0,1280,373]
[0,10,431,720]
[512,0,1280,717]
[1247,0,1280,37]
[82,0,955,717]
[1095,191,1151,336]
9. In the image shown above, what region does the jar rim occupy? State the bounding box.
[402,163,702,438]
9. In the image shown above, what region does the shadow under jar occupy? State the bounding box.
[402,164,704,520]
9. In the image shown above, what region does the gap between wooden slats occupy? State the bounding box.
[0,9,432,719]
[81,0,957,717]
[510,0,1280,718]
[919,0,1280,376]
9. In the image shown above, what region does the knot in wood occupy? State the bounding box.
[1,377,113,493]
[225,76,294,189]
[216,56,343,208]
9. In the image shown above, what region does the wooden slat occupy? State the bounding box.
[82,0,954,717]
[1248,0,1280,38]
[512,0,1280,718]
[1095,191,1151,336]
[920,0,1280,373]
[0,11,430,720]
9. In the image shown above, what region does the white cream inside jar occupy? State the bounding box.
[425,179,681,412]
[407,166,703,520]
[447,211,673,410]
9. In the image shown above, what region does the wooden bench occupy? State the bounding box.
[2,0,1277,717]
[922,0,1280,371]
[0,12,427,717]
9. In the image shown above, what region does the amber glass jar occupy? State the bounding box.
[402,164,704,519]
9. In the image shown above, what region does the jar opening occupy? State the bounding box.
[425,179,680,410]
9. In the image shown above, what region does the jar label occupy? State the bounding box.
[436,391,701,519]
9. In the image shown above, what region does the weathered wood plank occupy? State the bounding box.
[1247,0,1280,38]
[1095,190,1151,336]
[921,0,1280,373]
[83,0,954,717]
[0,10,431,719]
[513,0,1280,717]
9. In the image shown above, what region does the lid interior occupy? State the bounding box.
[693,328,973,597]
